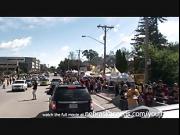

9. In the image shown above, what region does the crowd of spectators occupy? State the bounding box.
[61,71,179,110]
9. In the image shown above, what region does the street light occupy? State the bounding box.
[82,35,104,45]
[82,35,104,74]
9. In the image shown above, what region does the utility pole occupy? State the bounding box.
[144,17,149,84]
[76,49,83,80]
[97,25,114,76]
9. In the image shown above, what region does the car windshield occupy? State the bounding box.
[53,87,90,101]
[41,78,49,81]
[26,80,31,82]
[14,81,25,84]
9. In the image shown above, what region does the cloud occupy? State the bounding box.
[0,17,79,31]
[0,37,32,50]
[159,18,179,42]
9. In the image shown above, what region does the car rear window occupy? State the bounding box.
[26,80,31,82]
[14,81,25,84]
[53,87,91,101]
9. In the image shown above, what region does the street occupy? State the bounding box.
[0,74,122,118]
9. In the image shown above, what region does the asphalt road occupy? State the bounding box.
[0,74,122,118]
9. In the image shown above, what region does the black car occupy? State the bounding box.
[26,79,32,87]
[46,84,57,95]
[49,85,93,114]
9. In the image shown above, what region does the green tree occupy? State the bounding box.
[68,51,76,60]
[49,66,56,73]
[147,43,179,85]
[58,58,82,71]
[115,49,128,73]
[82,49,99,62]
[122,51,128,72]
[131,17,167,57]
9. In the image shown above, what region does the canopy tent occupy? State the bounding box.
[105,73,111,80]
[91,65,99,73]
[119,73,135,82]
[100,67,111,74]
[111,65,120,77]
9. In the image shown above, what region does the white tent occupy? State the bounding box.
[100,68,111,74]
[111,65,120,77]
[119,73,135,82]
[105,73,111,80]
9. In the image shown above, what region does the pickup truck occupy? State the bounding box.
[12,80,28,92]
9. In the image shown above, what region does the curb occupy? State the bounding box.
[95,93,113,102]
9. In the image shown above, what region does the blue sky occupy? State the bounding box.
[0,17,179,67]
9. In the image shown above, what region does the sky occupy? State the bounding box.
[0,17,179,67]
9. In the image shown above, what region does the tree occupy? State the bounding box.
[49,66,56,73]
[68,51,76,60]
[148,44,179,85]
[82,49,99,62]
[109,51,114,56]
[115,49,128,73]
[131,17,168,57]
[58,58,82,71]
[122,51,128,72]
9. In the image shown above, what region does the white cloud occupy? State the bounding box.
[0,17,79,31]
[0,37,32,50]
[159,19,179,42]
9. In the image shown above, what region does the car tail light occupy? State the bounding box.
[50,101,56,110]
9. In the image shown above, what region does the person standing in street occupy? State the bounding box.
[127,84,140,110]
[32,80,38,100]
[115,81,120,96]
[10,77,12,85]
[119,84,128,110]
[2,81,6,89]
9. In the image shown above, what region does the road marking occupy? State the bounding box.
[92,101,111,113]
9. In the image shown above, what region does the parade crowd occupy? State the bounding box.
[62,72,179,110]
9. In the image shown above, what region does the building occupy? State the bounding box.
[0,57,40,74]
[40,64,48,72]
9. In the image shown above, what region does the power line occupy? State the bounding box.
[107,30,136,54]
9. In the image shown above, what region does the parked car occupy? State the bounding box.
[26,79,32,87]
[49,85,93,114]
[12,80,27,92]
